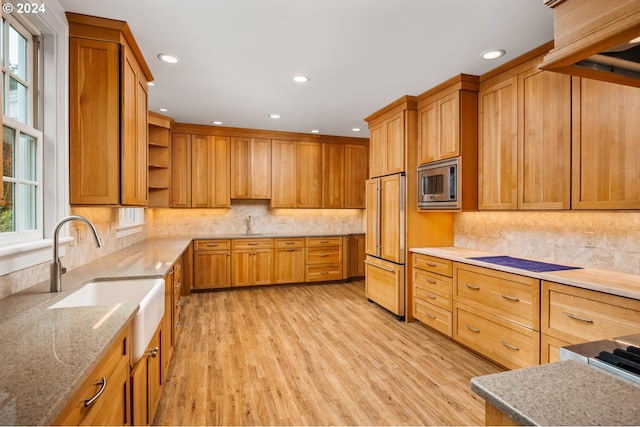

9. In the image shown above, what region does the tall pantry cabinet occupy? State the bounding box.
[68,13,153,206]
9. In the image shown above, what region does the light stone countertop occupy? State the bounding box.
[471,360,640,425]
[410,246,640,300]
[0,237,191,426]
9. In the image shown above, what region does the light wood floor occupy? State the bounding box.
[153,281,502,426]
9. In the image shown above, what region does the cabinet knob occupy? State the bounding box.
[147,346,159,358]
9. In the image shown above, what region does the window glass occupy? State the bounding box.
[0,182,14,233]
[8,24,27,80]
[3,125,14,178]
[19,132,36,181]
[8,76,27,123]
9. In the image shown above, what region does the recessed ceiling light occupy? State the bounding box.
[157,53,179,64]
[293,75,309,83]
[147,81,155,86]
[269,114,281,119]
[352,128,361,132]
[212,121,223,125]
[480,49,506,60]
[311,129,320,133]
[159,108,168,112]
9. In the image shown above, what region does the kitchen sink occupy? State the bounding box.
[48,278,165,363]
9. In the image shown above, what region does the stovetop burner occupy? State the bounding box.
[596,345,640,376]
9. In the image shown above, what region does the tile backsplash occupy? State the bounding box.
[454,211,640,274]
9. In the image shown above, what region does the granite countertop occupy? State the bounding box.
[409,246,640,301]
[471,360,640,425]
[0,237,191,426]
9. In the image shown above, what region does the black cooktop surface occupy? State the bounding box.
[467,255,583,273]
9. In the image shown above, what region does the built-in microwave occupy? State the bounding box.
[417,157,459,209]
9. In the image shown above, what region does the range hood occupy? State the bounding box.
[575,39,640,79]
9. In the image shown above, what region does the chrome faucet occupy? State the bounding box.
[50,215,102,292]
[246,215,252,235]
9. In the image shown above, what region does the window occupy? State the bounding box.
[1,14,43,246]
[116,207,144,238]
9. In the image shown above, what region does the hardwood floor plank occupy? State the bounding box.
[153,281,501,425]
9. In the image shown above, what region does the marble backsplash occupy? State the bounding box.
[454,211,640,275]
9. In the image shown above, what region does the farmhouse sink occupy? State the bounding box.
[48,278,165,363]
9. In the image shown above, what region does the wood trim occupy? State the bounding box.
[417,74,480,105]
[364,95,418,124]
[148,111,174,128]
[479,41,554,85]
[171,123,369,145]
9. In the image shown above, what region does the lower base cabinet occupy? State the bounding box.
[131,325,162,426]
[54,326,132,426]
[273,238,305,284]
[364,255,405,317]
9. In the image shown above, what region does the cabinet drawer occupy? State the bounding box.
[454,263,540,330]
[305,264,343,282]
[413,300,452,337]
[232,238,273,249]
[195,239,231,251]
[365,256,405,316]
[275,237,305,248]
[306,236,342,247]
[454,303,540,370]
[413,254,452,277]
[542,281,640,344]
[414,269,452,307]
[306,247,342,264]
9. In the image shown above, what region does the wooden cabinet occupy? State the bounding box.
[273,238,305,284]
[322,143,345,208]
[148,113,172,207]
[231,239,273,286]
[412,254,453,337]
[193,240,231,290]
[366,174,404,264]
[68,13,153,206]
[368,111,405,178]
[131,325,162,426]
[296,141,323,208]
[54,326,131,425]
[452,263,540,370]
[479,45,571,210]
[161,254,184,378]
[571,78,640,209]
[271,140,298,208]
[192,135,231,208]
[344,144,369,208]
[347,234,366,278]
[364,255,405,317]
[170,134,191,208]
[231,137,271,199]
[305,237,343,282]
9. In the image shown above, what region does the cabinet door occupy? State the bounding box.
[322,143,345,208]
[518,69,571,209]
[349,234,366,277]
[365,179,379,256]
[572,78,640,209]
[438,91,460,160]
[251,138,272,199]
[385,112,405,174]
[147,327,162,423]
[418,101,438,164]
[170,134,191,207]
[271,139,297,207]
[69,38,120,205]
[273,247,305,284]
[253,249,273,285]
[232,250,253,287]
[194,251,231,289]
[365,256,405,316]
[369,123,385,178]
[192,135,231,208]
[478,77,518,210]
[231,137,271,199]
[379,174,403,263]
[344,144,368,208]
[211,136,231,207]
[296,141,322,208]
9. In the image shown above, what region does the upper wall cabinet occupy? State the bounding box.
[540,0,640,89]
[478,43,572,210]
[231,137,271,199]
[365,96,417,178]
[68,13,153,206]
[571,78,640,209]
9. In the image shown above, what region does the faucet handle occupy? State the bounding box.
[61,266,67,275]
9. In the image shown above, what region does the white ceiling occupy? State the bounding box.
[58,0,554,137]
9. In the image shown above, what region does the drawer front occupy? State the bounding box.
[275,237,305,248]
[413,254,452,277]
[365,256,405,316]
[305,264,343,282]
[454,303,540,370]
[232,238,274,250]
[542,281,640,343]
[306,236,342,247]
[195,239,231,251]
[454,264,539,330]
[414,269,452,307]
[413,300,452,337]
[541,333,572,364]
[306,247,342,264]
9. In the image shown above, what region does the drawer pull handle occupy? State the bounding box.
[84,377,107,407]
[426,278,437,284]
[285,242,295,245]
[501,340,520,351]
[425,311,437,319]
[425,261,437,267]
[319,254,330,257]
[205,244,219,248]
[500,293,519,302]
[364,261,394,272]
[465,324,480,333]
[147,346,159,358]
[425,292,437,300]
[285,249,296,252]
[320,240,330,244]
[248,243,259,246]
[465,283,480,290]
[564,312,593,323]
